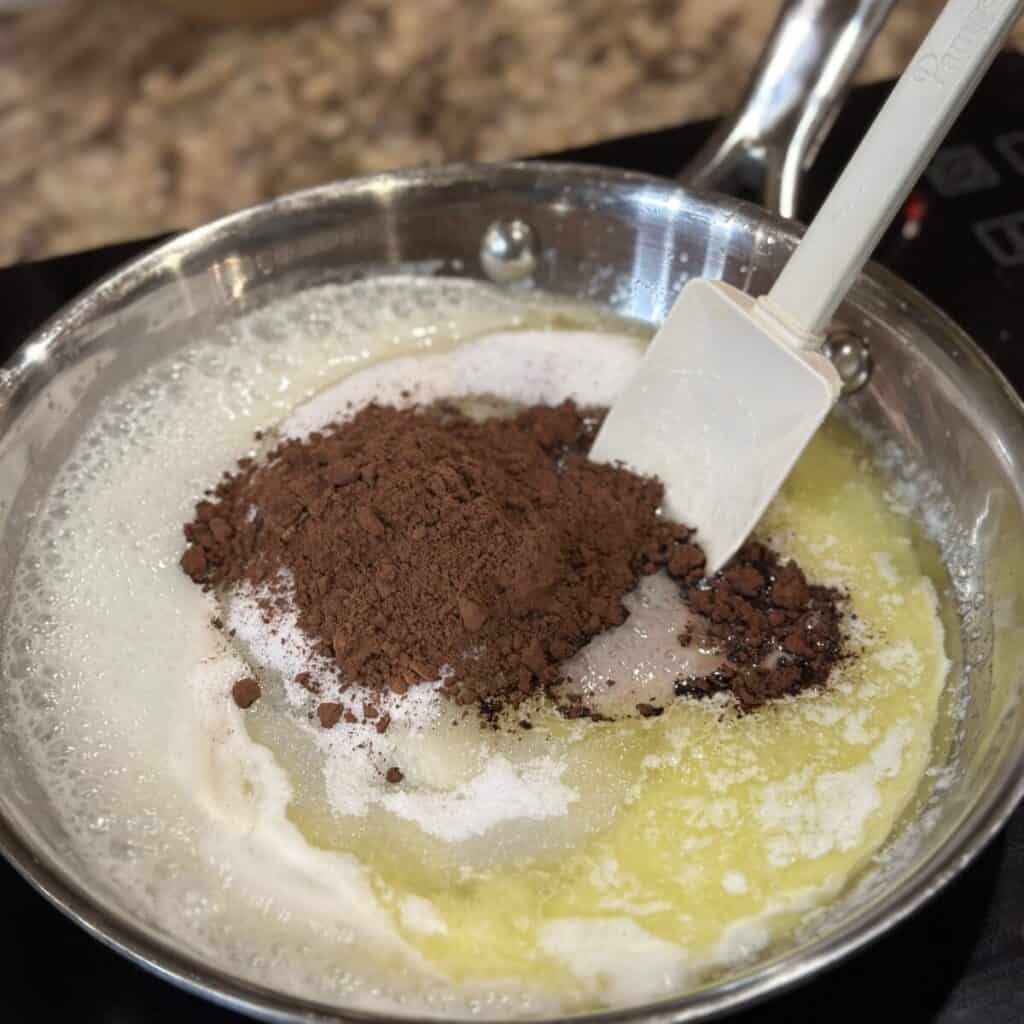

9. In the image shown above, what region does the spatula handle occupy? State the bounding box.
[767,0,1023,336]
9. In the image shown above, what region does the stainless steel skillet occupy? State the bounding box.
[0,1,1021,1020]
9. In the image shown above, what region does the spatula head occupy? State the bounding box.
[590,278,842,574]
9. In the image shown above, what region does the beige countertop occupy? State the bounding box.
[2,0,1020,264]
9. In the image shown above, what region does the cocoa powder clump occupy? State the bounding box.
[316,702,343,729]
[231,677,261,709]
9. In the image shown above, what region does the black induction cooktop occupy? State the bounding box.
[4,54,1023,1024]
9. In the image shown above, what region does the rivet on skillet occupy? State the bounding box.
[823,329,873,394]
[480,219,537,284]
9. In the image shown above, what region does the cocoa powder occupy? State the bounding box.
[182,400,844,717]
[675,541,843,712]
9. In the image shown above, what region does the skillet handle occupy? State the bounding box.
[680,0,896,218]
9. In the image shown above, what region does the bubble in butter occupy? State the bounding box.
[1,278,949,1017]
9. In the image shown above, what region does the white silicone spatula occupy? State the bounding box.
[590,0,1023,574]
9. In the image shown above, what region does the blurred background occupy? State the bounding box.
[2,0,1023,266]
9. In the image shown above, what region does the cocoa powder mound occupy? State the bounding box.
[182,400,844,715]
[182,400,703,707]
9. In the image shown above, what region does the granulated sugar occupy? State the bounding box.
[382,754,578,843]
[226,575,580,841]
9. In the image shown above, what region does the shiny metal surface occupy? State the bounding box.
[480,218,538,283]
[0,160,1021,1023]
[823,329,873,392]
[682,0,897,216]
